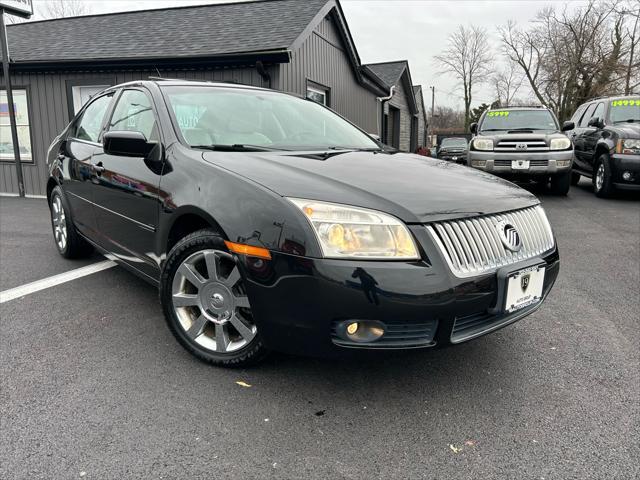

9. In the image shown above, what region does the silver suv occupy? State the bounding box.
[467,107,575,195]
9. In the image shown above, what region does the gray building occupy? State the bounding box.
[362,60,427,152]
[1,0,392,196]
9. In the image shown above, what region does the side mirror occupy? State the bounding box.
[103,131,156,157]
[587,117,604,129]
[561,121,575,132]
[470,122,478,134]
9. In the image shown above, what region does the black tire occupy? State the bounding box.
[593,154,615,198]
[549,170,571,195]
[49,186,93,258]
[160,229,268,367]
[571,171,581,185]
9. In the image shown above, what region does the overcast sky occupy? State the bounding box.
[25,0,587,109]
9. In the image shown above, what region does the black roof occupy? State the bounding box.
[362,61,409,88]
[7,0,329,64]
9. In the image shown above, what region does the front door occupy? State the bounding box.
[91,88,165,280]
[61,92,115,238]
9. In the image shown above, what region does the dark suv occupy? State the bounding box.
[437,137,468,163]
[46,80,559,367]
[467,107,575,195]
[567,96,640,197]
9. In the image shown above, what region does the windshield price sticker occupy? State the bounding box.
[487,111,510,117]
[611,99,640,107]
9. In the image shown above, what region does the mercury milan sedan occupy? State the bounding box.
[47,80,559,366]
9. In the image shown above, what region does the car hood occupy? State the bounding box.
[201,150,538,223]
[609,122,640,138]
[477,131,566,143]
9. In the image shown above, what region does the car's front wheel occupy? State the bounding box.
[549,170,571,195]
[49,186,93,258]
[160,229,267,367]
[593,154,614,198]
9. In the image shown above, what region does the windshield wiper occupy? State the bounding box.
[326,146,384,152]
[612,119,637,124]
[480,128,508,132]
[191,144,288,152]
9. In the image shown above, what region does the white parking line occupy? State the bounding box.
[0,260,116,304]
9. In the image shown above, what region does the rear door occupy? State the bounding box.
[91,88,165,279]
[60,92,115,238]
[573,102,596,172]
[582,102,605,172]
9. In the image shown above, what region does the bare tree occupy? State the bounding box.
[615,0,640,94]
[500,1,632,121]
[493,61,524,107]
[431,105,465,131]
[43,0,89,18]
[6,0,90,23]
[434,26,494,130]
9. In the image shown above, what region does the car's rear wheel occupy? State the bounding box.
[160,229,267,367]
[571,171,581,185]
[49,186,93,258]
[593,154,614,198]
[549,170,571,195]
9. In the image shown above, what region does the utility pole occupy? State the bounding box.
[1,4,31,197]
[429,86,435,148]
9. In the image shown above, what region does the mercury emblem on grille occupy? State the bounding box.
[496,220,522,252]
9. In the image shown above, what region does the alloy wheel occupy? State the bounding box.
[51,194,68,251]
[595,164,605,191]
[171,249,256,353]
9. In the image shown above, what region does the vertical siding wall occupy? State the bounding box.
[278,15,380,134]
[0,67,270,195]
[384,80,412,152]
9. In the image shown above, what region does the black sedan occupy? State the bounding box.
[46,80,559,366]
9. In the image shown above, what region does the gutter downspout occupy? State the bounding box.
[376,85,395,141]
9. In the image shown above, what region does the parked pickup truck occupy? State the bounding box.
[467,106,575,195]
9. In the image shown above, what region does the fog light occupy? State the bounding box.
[557,160,571,167]
[471,160,487,167]
[622,171,633,181]
[346,322,359,335]
[339,320,385,343]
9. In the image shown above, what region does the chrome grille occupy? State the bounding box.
[494,159,549,167]
[495,139,548,152]
[426,205,555,277]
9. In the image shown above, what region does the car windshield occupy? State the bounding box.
[441,138,467,148]
[162,86,380,151]
[480,109,558,132]
[609,98,640,124]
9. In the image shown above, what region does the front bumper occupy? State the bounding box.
[467,149,573,176]
[239,232,560,357]
[611,153,640,190]
[438,152,467,163]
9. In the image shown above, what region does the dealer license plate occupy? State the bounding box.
[512,160,530,170]
[504,265,545,313]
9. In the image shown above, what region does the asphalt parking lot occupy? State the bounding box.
[1,181,638,480]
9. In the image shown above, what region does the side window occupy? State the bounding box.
[571,104,587,124]
[108,89,158,141]
[591,102,604,122]
[579,103,596,128]
[74,94,113,143]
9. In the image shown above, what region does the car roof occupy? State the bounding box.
[486,106,549,111]
[107,79,271,92]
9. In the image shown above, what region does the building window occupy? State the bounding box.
[0,89,33,163]
[72,85,110,115]
[306,81,330,106]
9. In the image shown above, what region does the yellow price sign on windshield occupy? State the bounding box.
[611,99,640,107]
[487,111,510,117]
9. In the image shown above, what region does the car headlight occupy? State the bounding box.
[550,137,571,150]
[616,138,640,154]
[289,198,420,260]
[472,138,493,151]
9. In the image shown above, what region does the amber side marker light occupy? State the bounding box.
[224,241,272,260]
